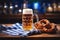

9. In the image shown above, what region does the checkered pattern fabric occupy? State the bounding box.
[0,23,41,37]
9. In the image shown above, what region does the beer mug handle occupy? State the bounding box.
[34,14,39,22]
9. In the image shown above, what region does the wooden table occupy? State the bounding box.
[0,24,60,40]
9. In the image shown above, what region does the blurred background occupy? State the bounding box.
[0,0,60,24]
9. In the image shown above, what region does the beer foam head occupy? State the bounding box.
[23,9,33,14]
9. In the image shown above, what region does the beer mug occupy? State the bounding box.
[22,8,39,31]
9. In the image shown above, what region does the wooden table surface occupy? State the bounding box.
[0,24,60,38]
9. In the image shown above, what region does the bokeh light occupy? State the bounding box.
[34,2,39,9]
[10,6,13,9]
[15,4,18,8]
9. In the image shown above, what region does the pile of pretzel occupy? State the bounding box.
[34,19,57,33]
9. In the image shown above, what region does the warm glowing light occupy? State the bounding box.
[58,5,60,8]
[52,3,57,11]
[47,6,53,12]
[54,6,56,8]
[47,4,53,12]
[53,3,57,8]
[58,5,60,11]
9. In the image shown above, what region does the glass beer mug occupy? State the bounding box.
[22,8,39,31]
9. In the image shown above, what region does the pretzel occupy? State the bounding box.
[34,19,57,33]
[40,19,50,26]
[43,23,55,32]
[34,22,43,30]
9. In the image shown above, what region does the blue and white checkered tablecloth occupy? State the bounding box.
[0,23,41,37]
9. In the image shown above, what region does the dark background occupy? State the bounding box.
[0,0,60,24]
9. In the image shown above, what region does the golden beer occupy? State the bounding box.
[22,9,33,31]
